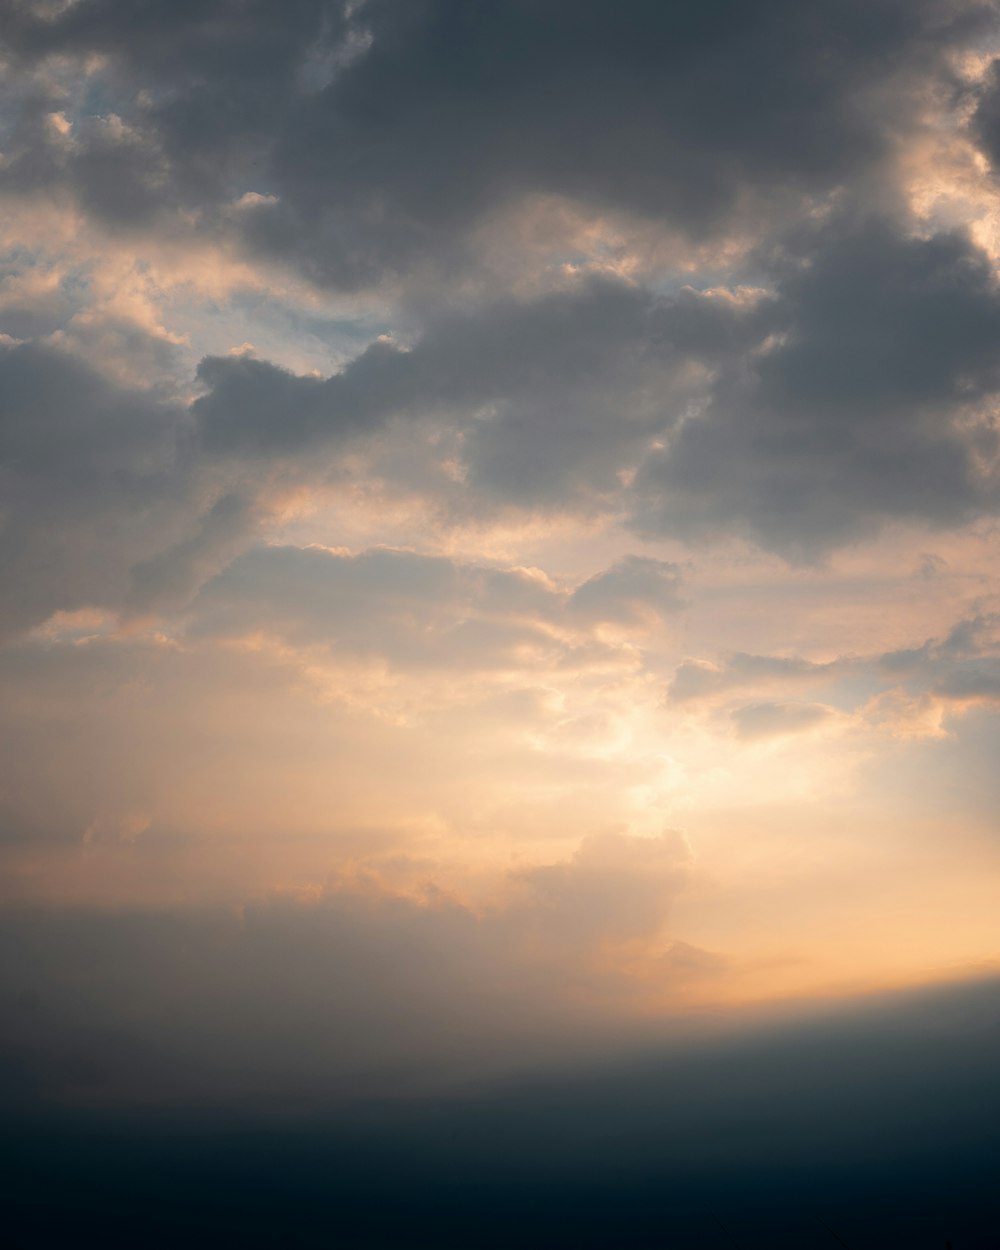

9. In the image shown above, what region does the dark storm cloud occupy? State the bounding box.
[634,219,1000,556]
[2,0,992,286]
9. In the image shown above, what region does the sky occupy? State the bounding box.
[1,1,1000,1245]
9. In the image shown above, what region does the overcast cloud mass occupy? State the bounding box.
[2,1,1000,1245]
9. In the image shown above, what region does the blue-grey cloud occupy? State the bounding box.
[1,0,992,288]
[669,613,1000,732]
[568,555,685,626]
[731,700,833,740]
[633,219,1000,556]
[190,543,685,670]
[0,338,199,634]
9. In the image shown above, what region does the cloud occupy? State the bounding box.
[511,828,691,949]
[669,653,838,703]
[880,612,1000,704]
[568,555,685,626]
[8,217,1000,651]
[670,612,1000,739]
[0,337,201,635]
[190,542,575,670]
[0,598,669,887]
[190,277,752,503]
[188,219,1000,555]
[0,256,77,339]
[633,218,1000,556]
[0,0,349,235]
[190,543,685,670]
[0,829,694,1104]
[969,54,1000,172]
[731,701,834,741]
[2,0,991,290]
